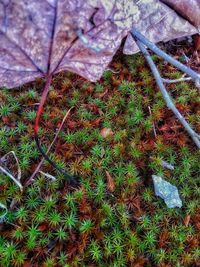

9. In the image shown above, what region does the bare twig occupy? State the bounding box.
[131,28,200,88]
[25,107,73,186]
[22,103,40,107]
[39,171,56,181]
[162,76,192,84]
[161,160,174,171]
[1,151,21,180]
[0,166,23,191]
[181,52,190,63]
[148,106,157,138]
[131,29,200,148]
[0,202,8,223]
[0,151,23,191]
[106,68,120,74]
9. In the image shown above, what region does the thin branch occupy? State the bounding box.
[106,67,120,74]
[132,37,200,148]
[39,171,56,181]
[148,106,157,138]
[1,151,21,181]
[33,75,76,183]
[161,160,174,171]
[0,165,23,191]
[0,202,7,223]
[25,107,73,186]
[162,77,192,84]
[131,28,200,88]
[0,151,23,191]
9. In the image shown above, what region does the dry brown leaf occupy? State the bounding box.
[100,128,114,138]
[184,214,191,227]
[90,118,101,127]
[105,170,115,192]
[194,35,200,51]
[94,88,108,98]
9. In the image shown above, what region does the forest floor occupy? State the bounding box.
[0,38,200,267]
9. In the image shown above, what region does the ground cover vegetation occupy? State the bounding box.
[0,43,200,266]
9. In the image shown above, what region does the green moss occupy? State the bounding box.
[0,51,199,267]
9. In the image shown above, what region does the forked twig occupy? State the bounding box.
[131,29,200,148]
[131,29,200,87]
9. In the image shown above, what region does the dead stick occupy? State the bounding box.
[25,107,73,186]
[134,39,200,148]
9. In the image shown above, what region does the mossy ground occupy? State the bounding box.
[0,46,200,267]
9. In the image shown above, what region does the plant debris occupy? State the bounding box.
[0,41,199,266]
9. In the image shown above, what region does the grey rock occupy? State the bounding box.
[152,175,182,208]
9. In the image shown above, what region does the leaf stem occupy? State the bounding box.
[26,107,73,186]
[32,75,79,186]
